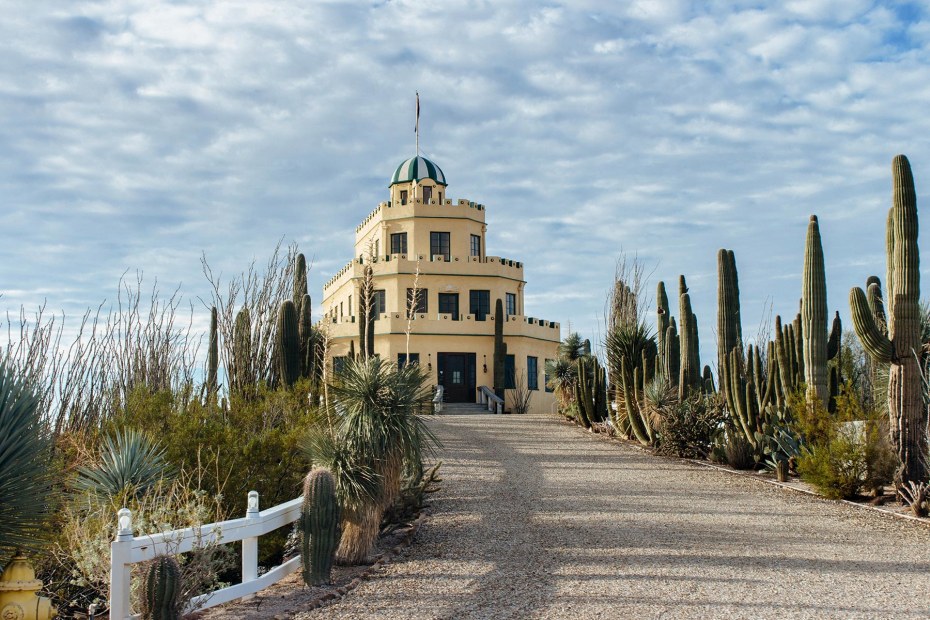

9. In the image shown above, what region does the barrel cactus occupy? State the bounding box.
[141,555,181,620]
[301,468,340,586]
[850,154,925,484]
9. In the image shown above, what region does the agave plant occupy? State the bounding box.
[899,480,929,517]
[545,357,576,411]
[329,356,438,563]
[0,361,55,559]
[74,428,173,502]
[605,319,656,390]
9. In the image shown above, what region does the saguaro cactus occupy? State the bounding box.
[294,252,308,307]
[231,307,252,393]
[850,154,925,484]
[717,249,742,371]
[277,300,300,388]
[301,468,340,586]
[802,215,829,408]
[207,306,218,395]
[493,298,506,400]
[141,555,181,620]
[298,293,314,379]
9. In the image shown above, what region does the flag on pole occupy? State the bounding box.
[415,92,420,133]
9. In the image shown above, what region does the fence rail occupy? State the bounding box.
[477,385,504,413]
[109,491,302,619]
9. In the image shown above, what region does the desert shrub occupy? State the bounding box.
[45,476,232,615]
[718,426,756,470]
[74,429,173,503]
[795,386,896,499]
[655,394,726,459]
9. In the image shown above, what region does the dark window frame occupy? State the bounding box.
[406,288,428,317]
[438,293,459,320]
[470,234,481,257]
[398,353,420,368]
[400,190,408,205]
[469,290,490,321]
[372,289,386,318]
[505,354,516,389]
[527,356,539,391]
[390,232,408,255]
[422,185,433,203]
[430,232,451,261]
[506,292,517,316]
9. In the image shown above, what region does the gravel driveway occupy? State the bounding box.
[298,412,930,620]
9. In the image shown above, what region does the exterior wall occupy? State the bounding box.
[319,169,561,415]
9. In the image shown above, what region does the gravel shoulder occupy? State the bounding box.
[296,412,930,620]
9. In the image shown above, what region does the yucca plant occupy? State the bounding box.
[329,356,438,563]
[545,357,576,412]
[558,332,587,362]
[0,361,55,560]
[74,428,173,502]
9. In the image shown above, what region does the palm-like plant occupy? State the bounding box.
[558,332,586,362]
[329,356,438,563]
[74,428,173,502]
[0,361,55,560]
[545,357,576,410]
[605,319,656,391]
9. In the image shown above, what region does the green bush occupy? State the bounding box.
[795,386,896,499]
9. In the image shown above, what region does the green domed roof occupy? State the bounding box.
[390,156,447,187]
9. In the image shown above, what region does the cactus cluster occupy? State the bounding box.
[850,154,925,484]
[301,468,340,586]
[574,356,608,428]
[141,555,181,620]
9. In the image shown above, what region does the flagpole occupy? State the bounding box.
[415,92,420,156]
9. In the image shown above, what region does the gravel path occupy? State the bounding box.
[298,413,930,620]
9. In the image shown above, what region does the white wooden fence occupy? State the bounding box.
[109,491,302,619]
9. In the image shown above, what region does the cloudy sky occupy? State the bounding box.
[3,1,930,367]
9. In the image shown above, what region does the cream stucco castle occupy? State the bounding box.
[321,154,560,414]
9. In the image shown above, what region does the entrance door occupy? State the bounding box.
[437,352,476,402]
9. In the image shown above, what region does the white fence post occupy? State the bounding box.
[109,508,133,620]
[242,492,259,587]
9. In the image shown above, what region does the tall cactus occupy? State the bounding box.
[677,276,701,399]
[576,356,608,426]
[298,293,314,380]
[141,555,181,620]
[717,249,742,371]
[206,306,218,396]
[657,281,670,357]
[301,468,340,586]
[231,307,253,394]
[293,252,308,308]
[277,300,300,388]
[493,298,506,400]
[850,154,925,484]
[802,215,829,408]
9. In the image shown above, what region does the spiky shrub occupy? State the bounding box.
[301,468,340,586]
[276,300,300,388]
[654,393,725,459]
[850,154,925,484]
[722,428,756,470]
[0,361,55,560]
[74,428,172,502]
[899,481,929,517]
[141,555,181,620]
[330,356,437,564]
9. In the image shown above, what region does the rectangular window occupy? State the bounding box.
[470,234,481,257]
[398,353,420,368]
[348,295,352,316]
[505,354,515,389]
[390,232,408,255]
[339,302,343,318]
[506,293,517,316]
[333,356,347,375]
[545,359,554,392]
[527,356,538,391]
[422,186,432,203]
[372,290,386,318]
[374,239,379,258]
[400,190,408,205]
[438,293,459,320]
[469,290,490,321]
[406,288,428,317]
[430,232,450,261]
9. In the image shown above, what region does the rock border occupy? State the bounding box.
[295,511,428,614]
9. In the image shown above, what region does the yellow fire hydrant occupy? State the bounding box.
[0,553,57,620]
